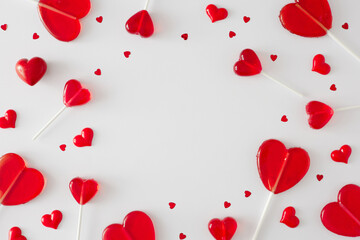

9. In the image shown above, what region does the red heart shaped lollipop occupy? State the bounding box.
[306,101,334,129]
[208,217,237,240]
[279,0,332,37]
[15,57,47,86]
[9,227,27,240]
[69,177,98,205]
[102,211,155,240]
[280,207,300,228]
[41,210,63,229]
[73,128,93,147]
[38,0,91,42]
[312,54,331,75]
[63,80,91,107]
[321,184,360,237]
[234,49,262,76]
[206,4,228,23]
[331,145,351,164]
[0,110,16,129]
[257,139,310,194]
[0,153,45,206]
[126,10,154,38]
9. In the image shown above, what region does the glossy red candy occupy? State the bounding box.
[306,101,334,129]
[321,184,360,237]
[0,153,45,206]
[280,207,300,228]
[208,217,237,240]
[312,54,331,75]
[125,10,154,38]
[15,57,47,86]
[0,110,17,129]
[279,0,332,37]
[38,0,91,41]
[257,139,310,194]
[102,211,155,240]
[73,128,93,147]
[234,49,262,76]
[41,210,63,229]
[63,79,91,107]
[206,4,228,23]
[69,177,98,205]
[331,145,351,164]
[9,227,27,240]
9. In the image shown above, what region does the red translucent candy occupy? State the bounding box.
[208,217,237,240]
[331,145,352,164]
[41,210,63,229]
[69,177,98,205]
[206,4,228,23]
[279,0,332,37]
[312,54,331,75]
[0,110,17,129]
[0,153,45,206]
[306,101,334,129]
[126,10,154,38]
[102,211,155,240]
[234,49,262,76]
[15,57,47,86]
[73,128,94,147]
[257,139,310,194]
[9,227,27,240]
[38,0,91,42]
[63,79,91,107]
[321,184,360,237]
[280,207,300,228]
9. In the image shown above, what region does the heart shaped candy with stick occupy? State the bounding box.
[102,211,155,240]
[0,153,45,206]
[234,49,262,76]
[63,80,91,107]
[321,184,360,237]
[126,10,154,38]
[306,101,334,129]
[208,217,237,240]
[38,0,91,41]
[69,177,99,205]
[15,57,47,86]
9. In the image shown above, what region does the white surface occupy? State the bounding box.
[0,0,360,239]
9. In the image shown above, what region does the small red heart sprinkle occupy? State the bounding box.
[280,207,300,228]
[243,16,250,23]
[73,128,93,147]
[281,115,288,122]
[59,144,66,151]
[96,16,103,23]
[312,54,331,75]
[94,69,101,76]
[33,33,39,39]
[224,201,231,208]
[206,4,228,23]
[342,22,349,30]
[0,110,17,129]
[270,54,278,61]
[169,202,176,209]
[331,145,351,164]
[317,174,324,181]
[181,33,188,40]
[9,227,27,240]
[229,31,236,38]
[244,190,251,198]
[179,233,186,239]
[330,84,336,91]
[41,210,63,229]
[124,51,131,58]
[1,24,7,31]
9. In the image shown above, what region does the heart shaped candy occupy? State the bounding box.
[69,177,98,205]
[306,101,334,129]
[321,184,360,237]
[208,217,237,240]
[41,210,63,229]
[73,128,93,147]
[0,153,45,206]
[234,49,262,76]
[102,211,155,240]
[280,207,300,228]
[0,110,17,129]
[257,139,310,194]
[63,79,91,107]
[279,0,332,37]
[331,145,351,164]
[206,4,228,23]
[38,0,91,41]
[125,10,154,38]
[9,227,27,240]
[15,57,47,86]
[312,54,331,75]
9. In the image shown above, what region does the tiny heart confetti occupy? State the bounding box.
[15,57,47,86]
[280,207,299,228]
[208,217,237,240]
[41,210,63,229]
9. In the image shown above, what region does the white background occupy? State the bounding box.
[0,0,360,239]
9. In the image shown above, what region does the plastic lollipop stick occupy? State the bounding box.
[144,0,150,10]
[32,106,67,140]
[335,105,360,112]
[251,193,274,240]
[76,204,83,240]
[261,72,304,97]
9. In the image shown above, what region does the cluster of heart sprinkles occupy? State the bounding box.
[1,0,360,239]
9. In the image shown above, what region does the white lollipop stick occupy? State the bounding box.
[251,193,274,240]
[76,204,83,240]
[27,0,77,20]
[32,105,67,140]
[144,0,150,10]
[261,72,304,97]
[335,105,360,112]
